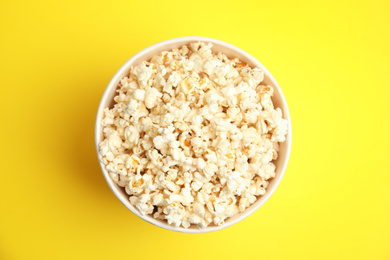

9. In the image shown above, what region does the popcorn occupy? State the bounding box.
[136,64,153,88]
[99,42,288,229]
[133,89,146,101]
[145,87,162,109]
[191,180,203,191]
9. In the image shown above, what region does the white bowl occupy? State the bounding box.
[95,36,292,233]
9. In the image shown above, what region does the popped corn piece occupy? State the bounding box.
[145,87,162,109]
[191,180,203,191]
[133,89,146,101]
[134,194,154,215]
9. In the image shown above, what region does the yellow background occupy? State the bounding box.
[1,0,389,259]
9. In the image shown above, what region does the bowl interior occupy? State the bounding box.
[95,37,291,233]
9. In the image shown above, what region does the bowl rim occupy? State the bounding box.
[95,36,292,233]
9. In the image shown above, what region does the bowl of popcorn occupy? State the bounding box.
[95,36,292,233]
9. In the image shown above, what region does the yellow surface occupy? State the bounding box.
[1,0,389,259]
